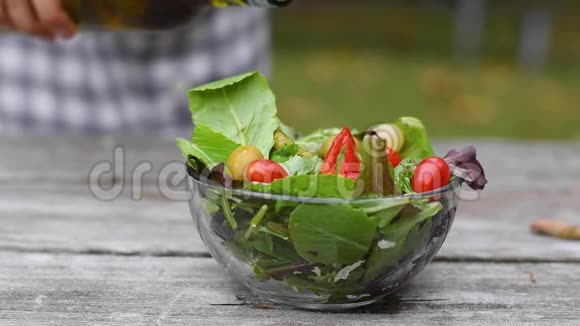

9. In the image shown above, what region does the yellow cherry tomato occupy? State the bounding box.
[226,145,264,180]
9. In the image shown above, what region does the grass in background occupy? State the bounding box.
[271,5,580,140]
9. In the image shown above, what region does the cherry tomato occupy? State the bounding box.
[412,157,451,193]
[386,148,402,168]
[226,145,264,180]
[245,159,288,183]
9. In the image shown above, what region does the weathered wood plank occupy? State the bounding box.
[2,137,580,192]
[0,252,578,325]
[1,183,579,262]
[0,183,201,256]
[0,136,183,185]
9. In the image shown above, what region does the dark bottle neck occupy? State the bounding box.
[244,0,292,7]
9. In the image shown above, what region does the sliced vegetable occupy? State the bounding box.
[369,124,404,152]
[320,134,363,158]
[386,148,402,168]
[358,133,396,196]
[320,128,361,180]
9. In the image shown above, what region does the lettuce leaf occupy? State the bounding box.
[393,158,420,194]
[395,117,435,160]
[177,124,240,168]
[188,72,279,158]
[271,144,301,163]
[281,155,323,176]
[444,146,488,190]
[246,174,356,198]
[295,128,343,153]
[289,204,377,265]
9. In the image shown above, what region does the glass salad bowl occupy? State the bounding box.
[186,167,461,311]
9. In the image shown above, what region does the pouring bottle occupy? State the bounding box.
[62,0,292,31]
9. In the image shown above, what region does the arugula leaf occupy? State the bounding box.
[188,72,279,157]
[249,235,274,257]
[353,198,411,228]
[271,144,301,163]
[371,205,406,228]
[383,202,442,236]
[362,201,441,283]
[177,124,241,168]
[254,259,312,281]
[271,237,302,261]
[281,155,323,176]
[289,204,378,265]
[244,205,268,241]
[274,129,316,158]
[394,158,420,194]
[363,219,433,283]
[245,174,356,198]
[284,274,335,294]
[395,117,435,160]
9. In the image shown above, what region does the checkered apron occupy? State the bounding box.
[0,7,270,136]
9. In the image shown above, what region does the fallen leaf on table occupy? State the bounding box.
[253,304,277,310]
[529,272,536,284]
[531,219,580,240]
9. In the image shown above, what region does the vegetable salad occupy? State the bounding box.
[178,72,487,299]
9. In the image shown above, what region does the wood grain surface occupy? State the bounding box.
[1,137,579,325]
[1,253,579,326]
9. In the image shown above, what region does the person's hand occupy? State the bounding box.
[0,0,76,41]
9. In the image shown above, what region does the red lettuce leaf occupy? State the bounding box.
[444,146,488,190]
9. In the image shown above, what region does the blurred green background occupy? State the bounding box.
[270,1,580,140]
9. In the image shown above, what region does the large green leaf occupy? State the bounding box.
[363,219,433,283]
[289,204,377,265]
[362,201,442,283]
[188,72,279,157]
[396,117,435,160]
[177,124,240,168]
[245,174,356,198]
[353,198,411,228]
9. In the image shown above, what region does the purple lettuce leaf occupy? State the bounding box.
[444,146,488,190]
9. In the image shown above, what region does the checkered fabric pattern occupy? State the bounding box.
[0,7,271,136]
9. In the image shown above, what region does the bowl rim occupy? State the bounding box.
[186,166,461,204]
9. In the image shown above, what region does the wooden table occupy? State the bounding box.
[1,137,579,325]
